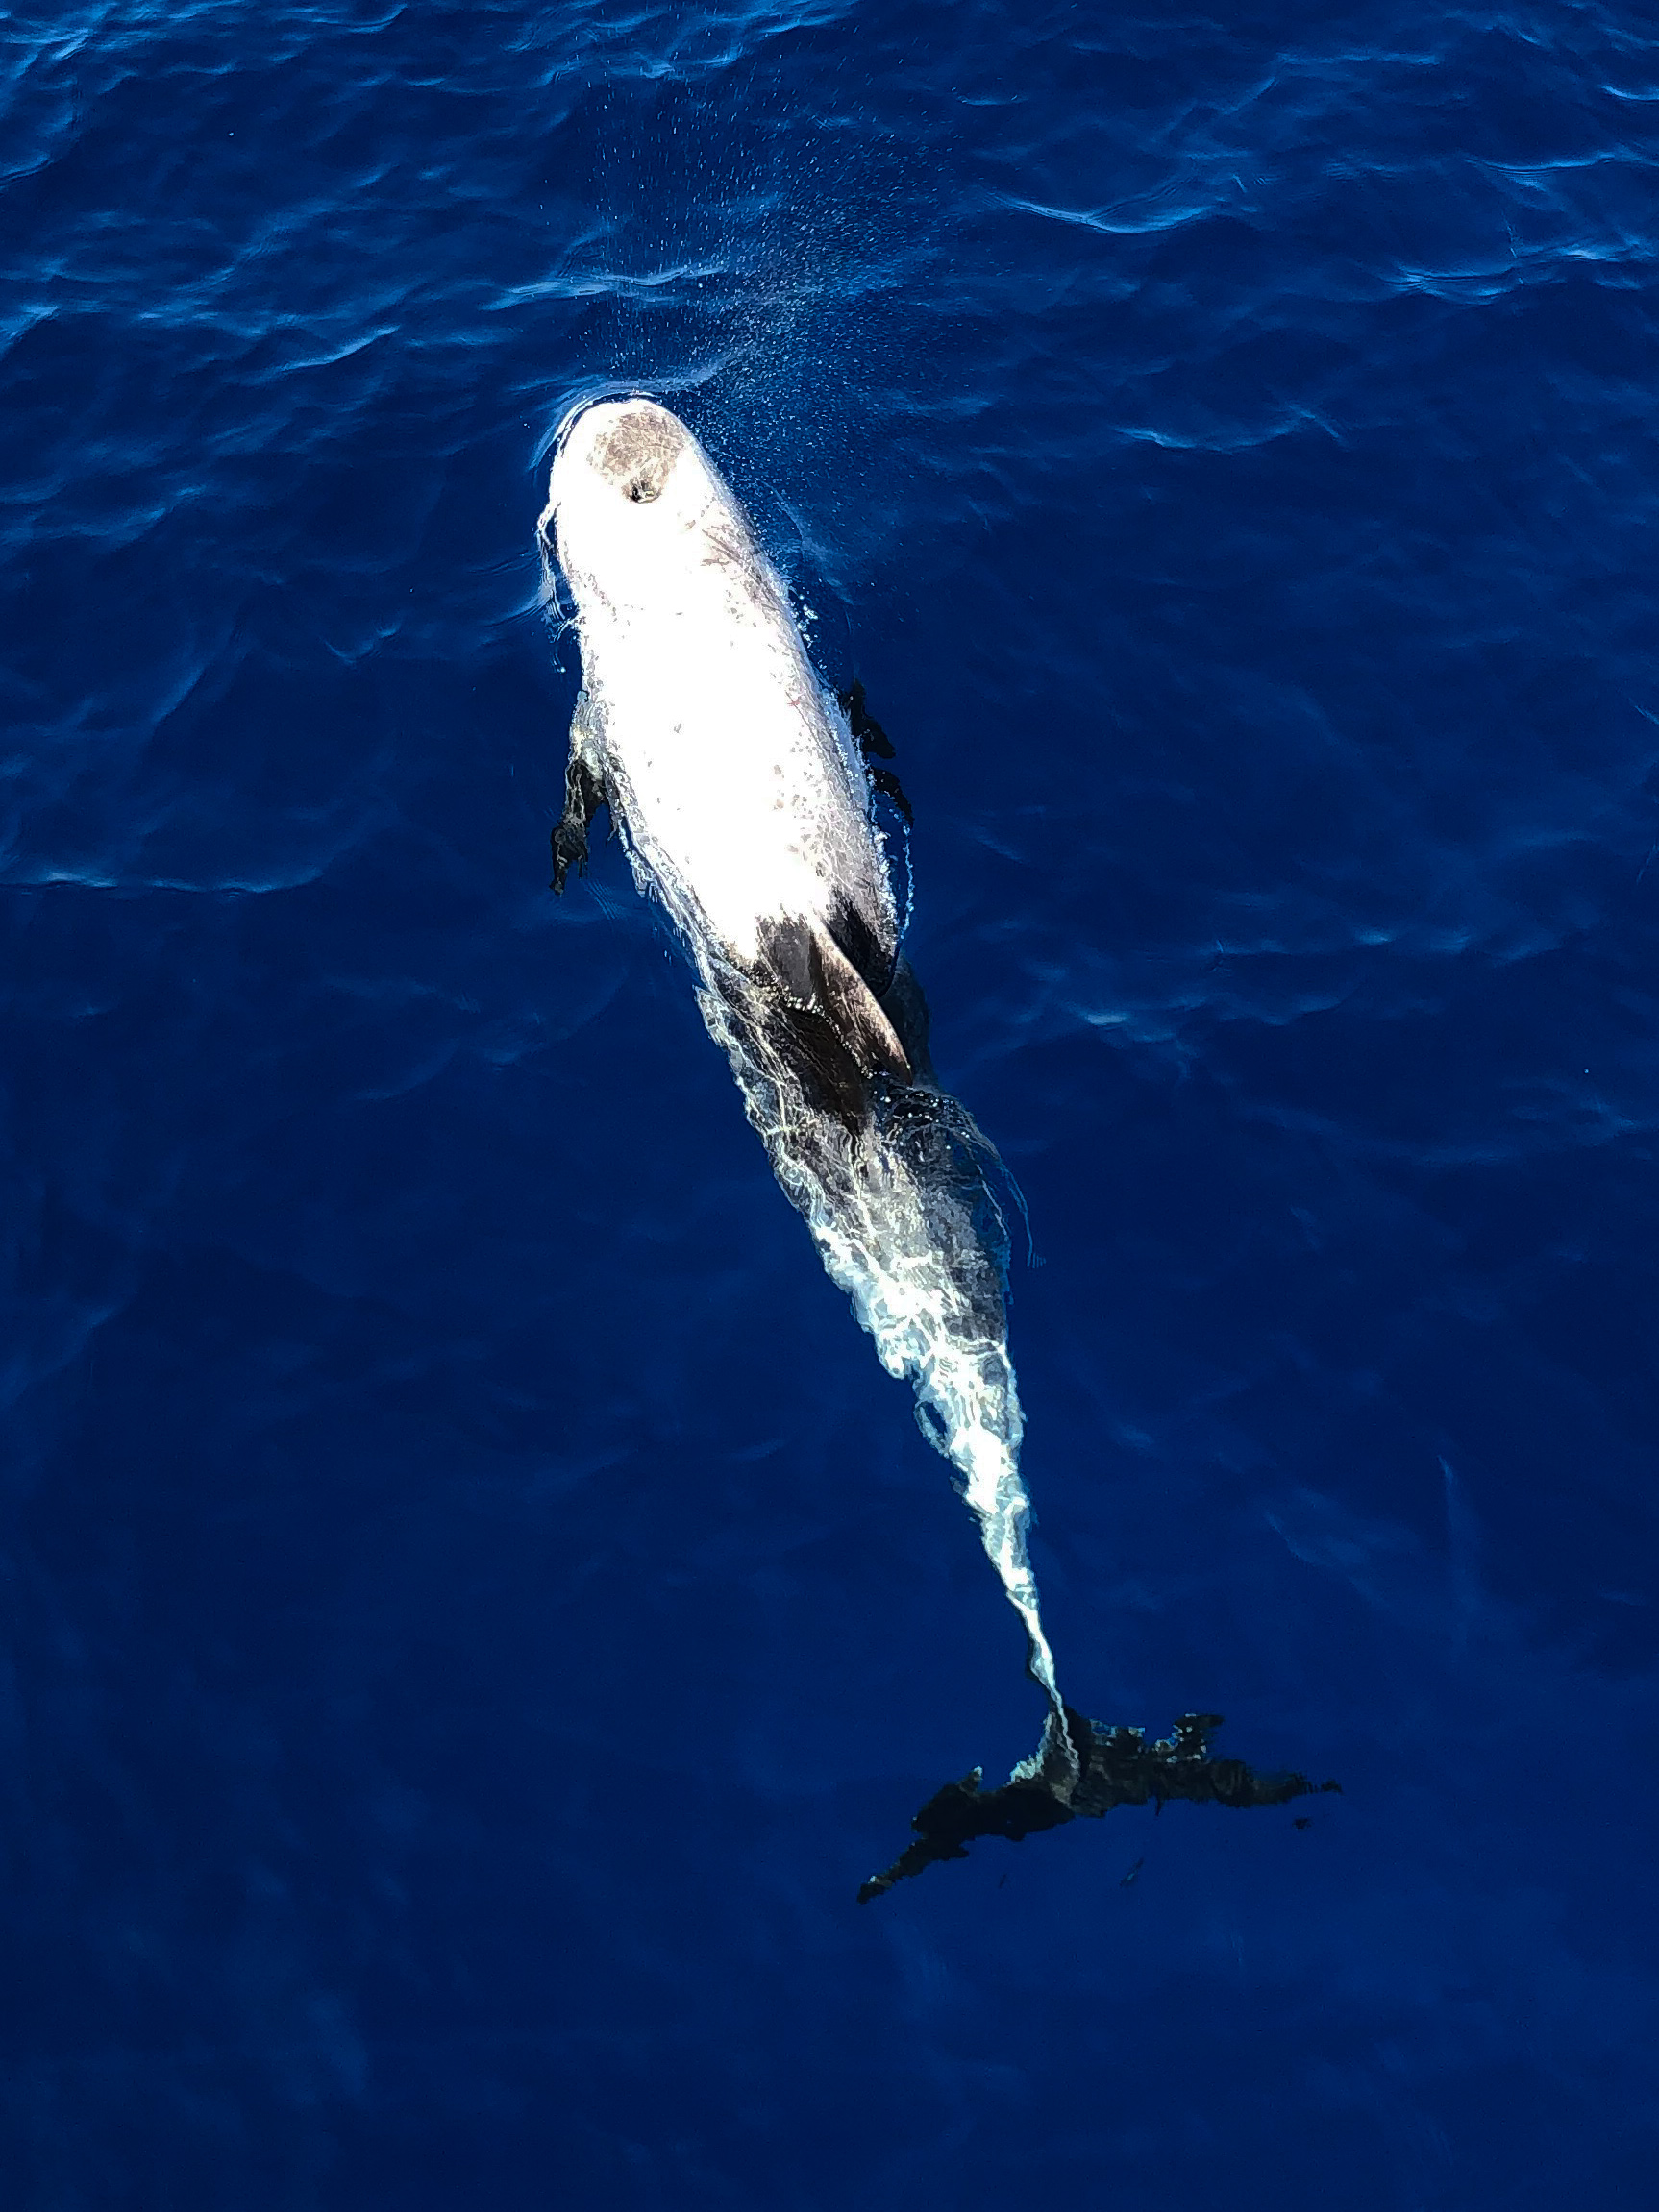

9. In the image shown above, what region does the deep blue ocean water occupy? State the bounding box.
[5,1,1659,2203]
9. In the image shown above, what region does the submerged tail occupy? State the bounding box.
[858,1711,1342,1902]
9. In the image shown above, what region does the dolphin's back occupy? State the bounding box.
[546,398,897,987]
[546,397,916,1123]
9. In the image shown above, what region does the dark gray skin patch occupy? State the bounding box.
[593,406,687,505]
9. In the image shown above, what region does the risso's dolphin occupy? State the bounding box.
[539,397,1332,1895]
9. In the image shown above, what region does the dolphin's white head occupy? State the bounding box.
[556,395,689,504]
[540,397,722,597]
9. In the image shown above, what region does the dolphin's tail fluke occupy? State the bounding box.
[857,1710,1340,1902]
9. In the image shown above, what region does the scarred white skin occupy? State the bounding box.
[541,396,896,974]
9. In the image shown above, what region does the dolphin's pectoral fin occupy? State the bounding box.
[857,1710,1338,1901]
[840,679,915,824]
[551,693,611,895]
[867,764,913,825]
[839,678,896,759]
[551,757,607,893]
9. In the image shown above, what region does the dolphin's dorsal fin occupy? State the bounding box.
[758,916,912,1086]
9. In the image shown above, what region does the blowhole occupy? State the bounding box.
[625,478,659,504]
